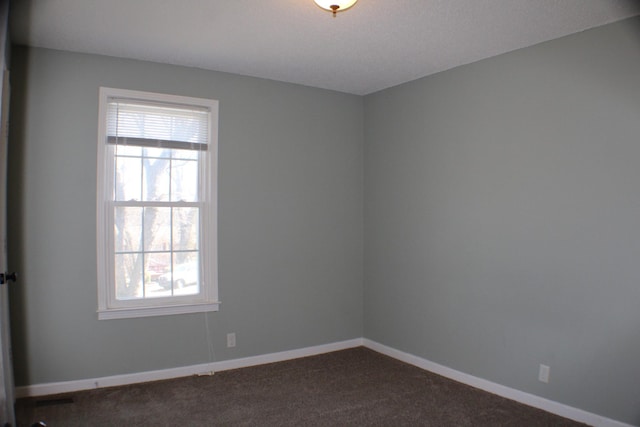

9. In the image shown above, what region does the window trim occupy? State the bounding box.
[96,87,219,320]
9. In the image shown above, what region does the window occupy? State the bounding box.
[96,88,219,319]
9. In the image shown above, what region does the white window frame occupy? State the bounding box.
[96,87,219,320]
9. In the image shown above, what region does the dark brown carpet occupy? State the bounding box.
[16,347,588,426]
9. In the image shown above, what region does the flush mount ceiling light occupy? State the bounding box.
[313,0,358,17]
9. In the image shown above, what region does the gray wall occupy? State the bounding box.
[364,17,640,425]
[8,47,364,386]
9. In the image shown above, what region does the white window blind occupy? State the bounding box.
[107,100,210,150]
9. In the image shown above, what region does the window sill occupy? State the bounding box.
[98,301,220,320]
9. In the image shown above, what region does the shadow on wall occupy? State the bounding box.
[7,44,32,385]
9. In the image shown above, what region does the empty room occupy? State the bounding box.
[3,0,640,425]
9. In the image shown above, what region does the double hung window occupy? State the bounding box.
[96,88,218,319]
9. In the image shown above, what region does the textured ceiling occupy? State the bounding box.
[10,0,640,95]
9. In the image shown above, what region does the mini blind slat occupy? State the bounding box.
[107,98,209,150]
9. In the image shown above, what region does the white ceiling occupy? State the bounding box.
[10,0,640,95]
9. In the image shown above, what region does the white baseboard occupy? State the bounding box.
[15,337,633,427]
[15,338,363,399]
[362,339,635,427]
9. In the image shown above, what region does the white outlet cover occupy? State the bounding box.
[227,333,236,348]
[538,364,550,383]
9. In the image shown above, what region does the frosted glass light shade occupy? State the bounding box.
[313,0,358,15]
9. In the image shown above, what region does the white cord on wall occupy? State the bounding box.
[204,311,216,365]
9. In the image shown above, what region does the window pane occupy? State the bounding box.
[147,252,171,281]
[172,148,198,161]
[171,159,198,202]
[114,207,142,253]
[143,147,171,159]
[173,208,199,251]
[144,207,171,252]
[143,157,170,201]
[149,252,173,296]
[115,253,143,300]
[115,145,142,157]
[145,252,171,299]
[172,253,199,296]
[115,156,141,201]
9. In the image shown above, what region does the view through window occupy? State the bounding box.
[97,88,219,319]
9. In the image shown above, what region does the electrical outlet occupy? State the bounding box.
[538,364,550,383]
[227,332,236,348]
